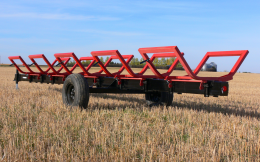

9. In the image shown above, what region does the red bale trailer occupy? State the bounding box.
[8,46,249,108]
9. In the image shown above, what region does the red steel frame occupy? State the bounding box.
[8,46,249,86]
[8,55,71,75]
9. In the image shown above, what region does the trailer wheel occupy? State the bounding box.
[145,91,173,106]
[62,74,89,109]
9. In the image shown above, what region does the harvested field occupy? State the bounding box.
[0,66,260,161]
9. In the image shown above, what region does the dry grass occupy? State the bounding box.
[0,66,260,161]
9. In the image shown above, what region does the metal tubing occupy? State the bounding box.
[8,46,249,84]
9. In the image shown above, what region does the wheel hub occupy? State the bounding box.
[67,84,75,104]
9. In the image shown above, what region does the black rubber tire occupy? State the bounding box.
[145,91,173,106]
[62,74,89,109]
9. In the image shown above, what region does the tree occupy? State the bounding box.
[67,60,76,66]
[134,58,139,66]
[81,60,86,66]
[158,58,162,66]
[86,60,91,65]
[169,58,175,65]
[130,58,136,66]
[81,60,91,66]
[105,57,109,63]
[140,58,144,64]
[176,62,183,68]
[153,58,159,66]
[161,58,166,65]
[100,57,104,64]
[166,58,171,65]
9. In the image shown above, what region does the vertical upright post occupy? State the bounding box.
[15,69,19,89]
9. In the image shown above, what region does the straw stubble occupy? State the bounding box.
[0,67,260,161]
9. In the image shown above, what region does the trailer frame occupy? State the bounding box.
[9,46,248,108]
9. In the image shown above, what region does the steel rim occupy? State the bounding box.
[66,84,75,104]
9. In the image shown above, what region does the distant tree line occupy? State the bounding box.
[66,56,183,69]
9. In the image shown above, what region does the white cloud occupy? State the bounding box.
[76,29,146,36]
[0,0,206,15]
[0,13,119,21]
[0,38,51,44]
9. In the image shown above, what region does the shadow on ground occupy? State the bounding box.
[52,87,260,119]
[172,100,260,119]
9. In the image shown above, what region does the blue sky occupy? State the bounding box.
[0,0,259,73]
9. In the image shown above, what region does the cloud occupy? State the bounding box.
[76,29,146,36]
[0,13,119,21]
[0,38,53,45]
[0,0,205,14]
[133,1,204,10]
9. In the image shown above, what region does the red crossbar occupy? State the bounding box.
[28,54,70,75]
[9,56,36,74]
[8,55,70,75]
[138,46,249,81]
[91,50,136,77]
[137,52,184,77]
[99,55,134,76]
[8,46,249,84]
[78,57,96,72]
[54,52,91,75]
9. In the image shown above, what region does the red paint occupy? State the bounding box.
[8,46,249,86]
